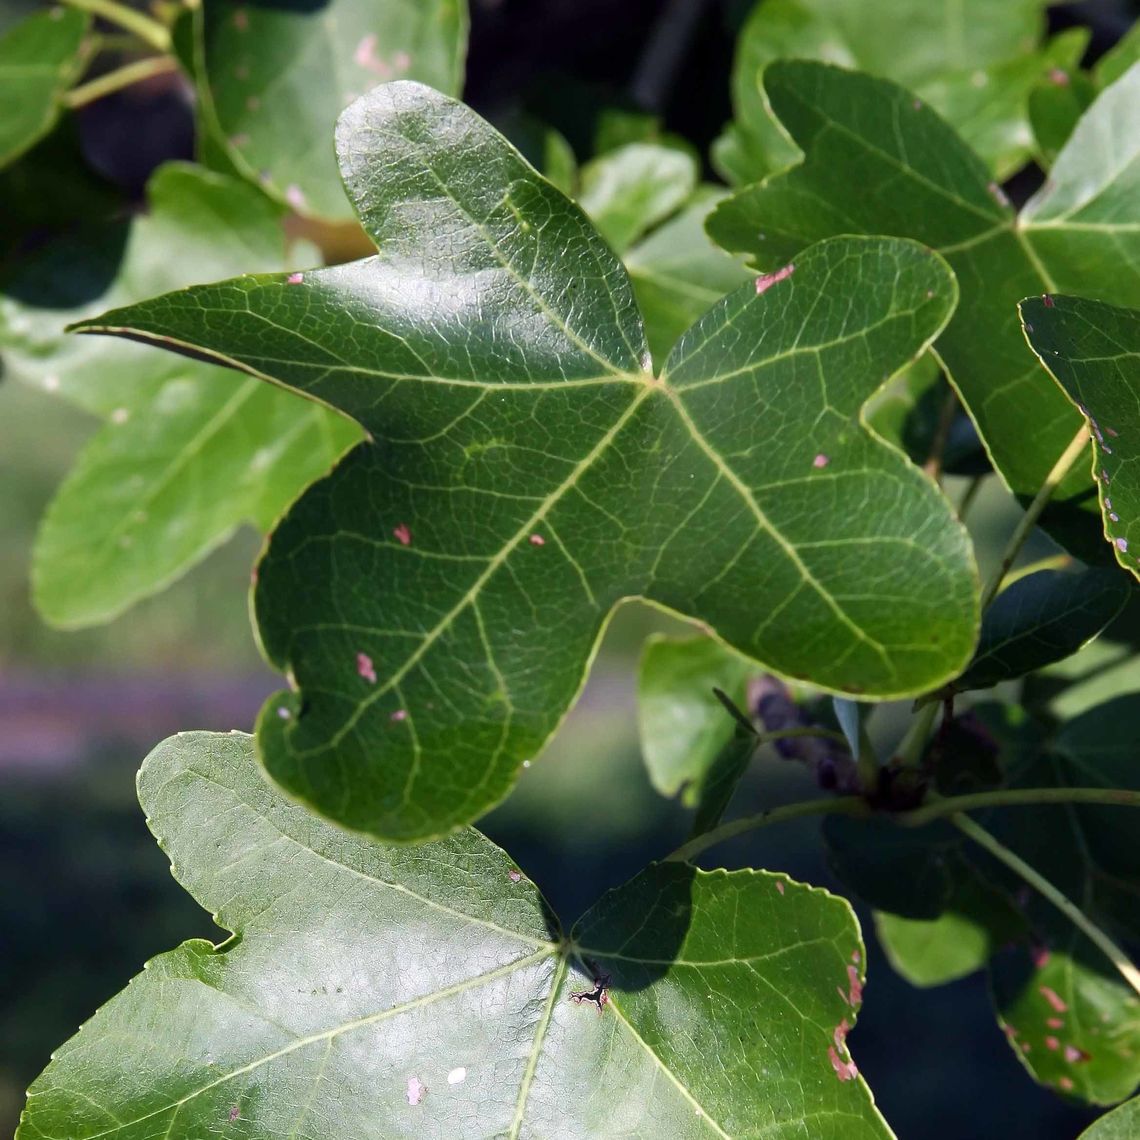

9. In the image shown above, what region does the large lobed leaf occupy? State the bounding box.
[74,83,977,841]
[0,163,360,626]
[192,0,467,221]
[709,60,1140,563]
[0,6,89,170]
[1021,296,1140,580]
[714,0,1057,184]
[17,731,890,1139]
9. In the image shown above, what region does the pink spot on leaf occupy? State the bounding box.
[1047,1017,1064,1029]
[529,533,545,546]
[390,709,408,723]
[1107,427,1119,437]
[846,965,863,1007]
[285,184,306,211]
[1064,1045,1089,1063]
[1043,294,1055,308]
[393,524,412,546]
[755,263,795,295]
[287,272,304,285]
[1058,1076,1074,1092]
[1039,985,1068,1013]
[828,1045,858,1081]
[233,9,248,30]
[354,33,392,77]
[356,652,377,684]
[509,868,522,883]
[229,1106,240,1121]
[776,881,785,895]
[1032,945,1051,969]
[277,706,291,720]
[406,1076,426,1105]
[1045,1036,1060,1051]
[813,453,830,469]
[1048,68,1070,86]
[1116,537,1128,553]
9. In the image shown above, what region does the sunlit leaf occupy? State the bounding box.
[1081,1097,1140,1138]
[17,731,890,1139]
[709,61,1140,562]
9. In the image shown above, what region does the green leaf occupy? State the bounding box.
[709,60,1140,563]
[1081,1097,1140,1138]
[1096,18,1140,87]
[1021,296,1140,580]
[875,871,1026,987]
[714,0,1053,184]
[577,141,697,254]
[73,83,978,841]
[623,188,752,367]
[0,163,360,627]
[192,0,468,221]
[17,731,890,1139]
[947,567,1131,694]
[0,6,89,169]
[1029,65,1097,168]
[637,633,752,802]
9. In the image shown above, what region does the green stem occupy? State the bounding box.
[664,795,868,864]
[923,384,959,485]
[956,474,985,522]
[64,55,178,109]
[952,812,1140,999]
[897,786,1140,828]
[979,424,1089,610]
[63,0,170,53]
[894,699,939,769]
[856,723,879,796]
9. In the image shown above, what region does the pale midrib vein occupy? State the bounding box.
[607,1000,731,1139]
[575,934,835,968]
[506,956,567,1139]
[1014,226,1060,294]
[186,766,556,950]
[664,388,891,669]
[82,378,260,568]
[306,384,653,755]
[53,947,555,1140]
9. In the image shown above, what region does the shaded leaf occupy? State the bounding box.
[637,633,752,803]
[17,731,890,1139]
[949,567,1131,694]
[713,0,1053,184]
[0,163,360,627]
[73,83,978,840]
[623,188,752,367]
[709,61,1140,562]
[0,6,89,169]
[1029,65,1097,167]
[192,0,467,221]
[577,141,697,254]
[687,727,755,838]
[1081,1097,1140,1138]
[1021,295,1140,579]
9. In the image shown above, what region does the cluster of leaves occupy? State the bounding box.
[4,0,1140,1136]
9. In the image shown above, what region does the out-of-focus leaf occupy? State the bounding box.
[710,61,1140,563]
[72,84,978,840]
[1029,65,1097,167]
[948,568,1131,694]
[1096,19,1140,87]
[876,872,1026,987]
[714,0,1053,184]
[637,633,752,802]
[0,163,360,627]
[1021,296,1140,580]
[1081,1097,1140,1138]
[624,189,752,370]
[192,0,468,221]
[0,6,89,169]
[17,731,891,1139]
[577,142,697,254]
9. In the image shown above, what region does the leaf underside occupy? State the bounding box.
[75,82,978,841]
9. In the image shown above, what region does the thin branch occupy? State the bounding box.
[956,473,985,522]
[898,786,1140,827]
[63,0,170,53]
[664,795,868,864]
[952,812,1140,999]
[923,384,959,484]
[64,55,178,109]
[979,424,1090,610]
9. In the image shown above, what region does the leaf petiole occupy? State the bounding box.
[64,54,179,109]
[63,0,170,53]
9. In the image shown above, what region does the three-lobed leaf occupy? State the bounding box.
[0,6,89,170]
[191,0,467,220]
[1021,296,1140,580]
[73,82,979,841]
[0,163,360,626]
[709,60,1140,563]
[17,731,890,1139]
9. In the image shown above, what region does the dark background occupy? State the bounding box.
[3,1,1139,1136]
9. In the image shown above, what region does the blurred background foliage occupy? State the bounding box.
[3,0,1140,1135]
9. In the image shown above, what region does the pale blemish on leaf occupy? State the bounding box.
[356,652,377,684]
[286,272,304,285]
[528,533,545,546]
[446,1067,466,1085]
[393,523,412,546]
[813,453,830,469]
[390,709,408,723]
[285,185,306,211]
[754,263,795,295]
[406,1076,426,1105]
[1040,985,1068,1013]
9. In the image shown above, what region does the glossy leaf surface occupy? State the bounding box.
[193,0,467,220]
[949,567,1131,694]
[637,633,752,802]
[0,6,88,169]
[710,61,1140,562]
[17,731,889,1139]
[714,0,1052,184]
[0,164,360,626]
[1021,296,1140,579]
[75,83,978,840]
